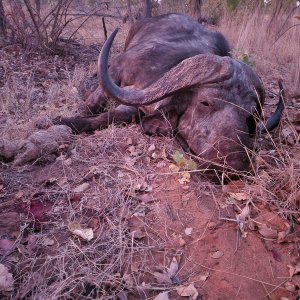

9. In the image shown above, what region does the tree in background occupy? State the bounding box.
[0,0,120,52]
[0,0,6,36]
[190,0,202,21]
[125,0,134,23]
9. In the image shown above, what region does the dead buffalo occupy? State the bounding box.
[55,6,284,173]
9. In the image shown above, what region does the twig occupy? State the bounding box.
[102,17,107,41]
[272,24,300,47]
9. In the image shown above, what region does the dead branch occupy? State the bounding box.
[0,0,6,36]
[102,17,107,40]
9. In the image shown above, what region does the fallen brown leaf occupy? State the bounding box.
[211,250,224,259]
[199,271,210,281]
[15,191,24,199]
[167,256,179,278]
[169,164,180,172]
[237,205,250,222]
[178,173,190,185]
[284,281,297,292]
[68,222,94,241]
[148,144,156,152]
[288,264,300,278]
[131,228,146,239]
[42,237,55,246]
[257,224,278,239]
[229,192,249,201]
[73,182,90,193]
[64,158,72,166]
[176,283,199,299]
[151,149,166,160]
[154,291,169,300]
[153,272,172,284]
[0,263,14,292]
[254,212,289,236]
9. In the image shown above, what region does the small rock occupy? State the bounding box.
[126,138,133,145]
[184,227,193,236]
[148,144,156,152]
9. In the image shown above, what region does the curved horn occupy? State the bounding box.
[259,80,285,134]
[99,29,234,107]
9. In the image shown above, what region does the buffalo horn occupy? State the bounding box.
[259,80,285,134]
[98,29,234,107]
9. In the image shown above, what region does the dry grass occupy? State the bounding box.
[216,6,300,218]
[219,7,300,92]
[1,125,176,299]
[0,44,99,141]
[251,134,300,216]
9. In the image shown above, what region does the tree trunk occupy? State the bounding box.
[191,0,202,21]
[126,0,134,24]
[102,17,107,41]
[0,0,6,37]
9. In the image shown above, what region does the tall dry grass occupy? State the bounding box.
[219,6,300,93]
[214,6,300,219]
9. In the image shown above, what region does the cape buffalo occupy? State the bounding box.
[55,1,284,173]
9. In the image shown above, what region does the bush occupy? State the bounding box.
[2,0,119,53]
